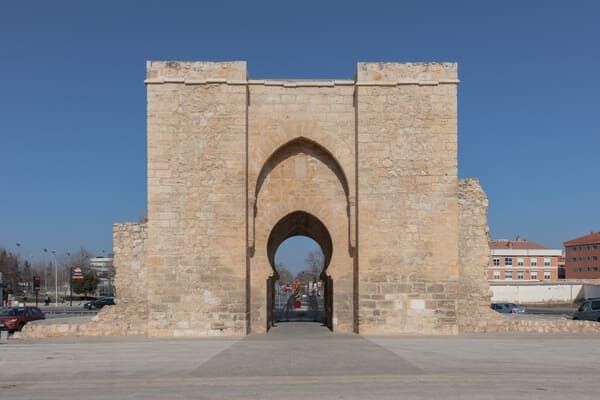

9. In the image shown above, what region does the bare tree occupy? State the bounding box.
[50,247,94,292]
[0,248,21,299]
[304,250,324,274]
[275,263,294,284]
[21,260,33,291]
[65,247,93,270]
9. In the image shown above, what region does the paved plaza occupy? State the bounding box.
[2,323,600,399]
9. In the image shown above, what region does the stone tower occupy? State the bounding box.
[109,61,493,337]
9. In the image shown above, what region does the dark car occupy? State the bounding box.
[0,307,45,333]
[572,298,600,322]
[491,303,525,314]
[84,298,115,310]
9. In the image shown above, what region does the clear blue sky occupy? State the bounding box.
[1,1,599,265]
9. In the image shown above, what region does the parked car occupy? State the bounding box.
[0,307,45,333]
[572,298,600,322]
[491,303,525,314]
[83,298,115,310]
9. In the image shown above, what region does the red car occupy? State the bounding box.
[0,307,45,333]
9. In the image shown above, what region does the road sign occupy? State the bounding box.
[72,267,83,280]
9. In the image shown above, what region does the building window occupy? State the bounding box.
[517,271,524,280]
[544,257,551,267]
[493,258,500,266]
[530,271,538,280]
[504,271,513,280]
[544,271,551,280]
[530,258,537,267]
[493,271,500,280]
[517,258,524,267]
[505,257,513,266]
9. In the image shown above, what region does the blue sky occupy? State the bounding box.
[1,1,599,268]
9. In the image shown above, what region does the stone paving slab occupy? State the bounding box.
[193,322,421,378]
[2,323,600,399]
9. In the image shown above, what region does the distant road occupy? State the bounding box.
[38,306,97,319]
[519,306,575,320]
[524,306,575,315]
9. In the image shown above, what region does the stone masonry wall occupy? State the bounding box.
[144,61,248,336]
[356,63,460,334]
[17,223,150,338]
[457,179,500,329]
[247,83,356,333]
[91,222,149,332]
[111,222,148,309]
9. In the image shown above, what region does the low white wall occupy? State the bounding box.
[490,282,600,304]
[584,285,600,299]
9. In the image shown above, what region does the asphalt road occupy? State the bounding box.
[2,323,600,399]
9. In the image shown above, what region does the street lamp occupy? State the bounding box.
[44,248,59,307]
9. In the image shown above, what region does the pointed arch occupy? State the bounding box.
[254,136,350,200]
[266,210,333,273]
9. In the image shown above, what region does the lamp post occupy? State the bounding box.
[44,248,59,307]
[64,252,72,307]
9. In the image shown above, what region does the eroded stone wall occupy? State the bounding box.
[112,222,147,310]
[457,179,500,329]
[89,222,150,333]
[356,63,460,334]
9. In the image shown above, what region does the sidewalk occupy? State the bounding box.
[2,323,600,399]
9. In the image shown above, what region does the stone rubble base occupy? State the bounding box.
[461,317,600,334]
[15,315,600,338]
[14,306,148,339]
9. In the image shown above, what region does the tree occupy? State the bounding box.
[30,261,48,292]
[61,247,94,292]
[275,263,293,284]
[21,260,33,291]
[304,250,324,274]
[72,271,99,298]
[295,270,318,286]
[65,247,93,270]
[0,248,22,299]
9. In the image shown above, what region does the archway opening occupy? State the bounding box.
[273,236,325,324]
[266,211,334,330]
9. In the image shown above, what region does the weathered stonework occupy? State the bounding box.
[457,178,502,329]
[356,63,459,335]
[19,60,599,339]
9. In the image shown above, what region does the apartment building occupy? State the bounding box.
[564,232,600,279]
[488,237,561,282]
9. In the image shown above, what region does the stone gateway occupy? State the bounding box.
[20,61,600,339]
[104,60,495,337]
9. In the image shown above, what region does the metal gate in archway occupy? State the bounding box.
[266,276,332,330]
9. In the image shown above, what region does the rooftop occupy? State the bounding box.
[564,231,600,246]
[489,237,547,250]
